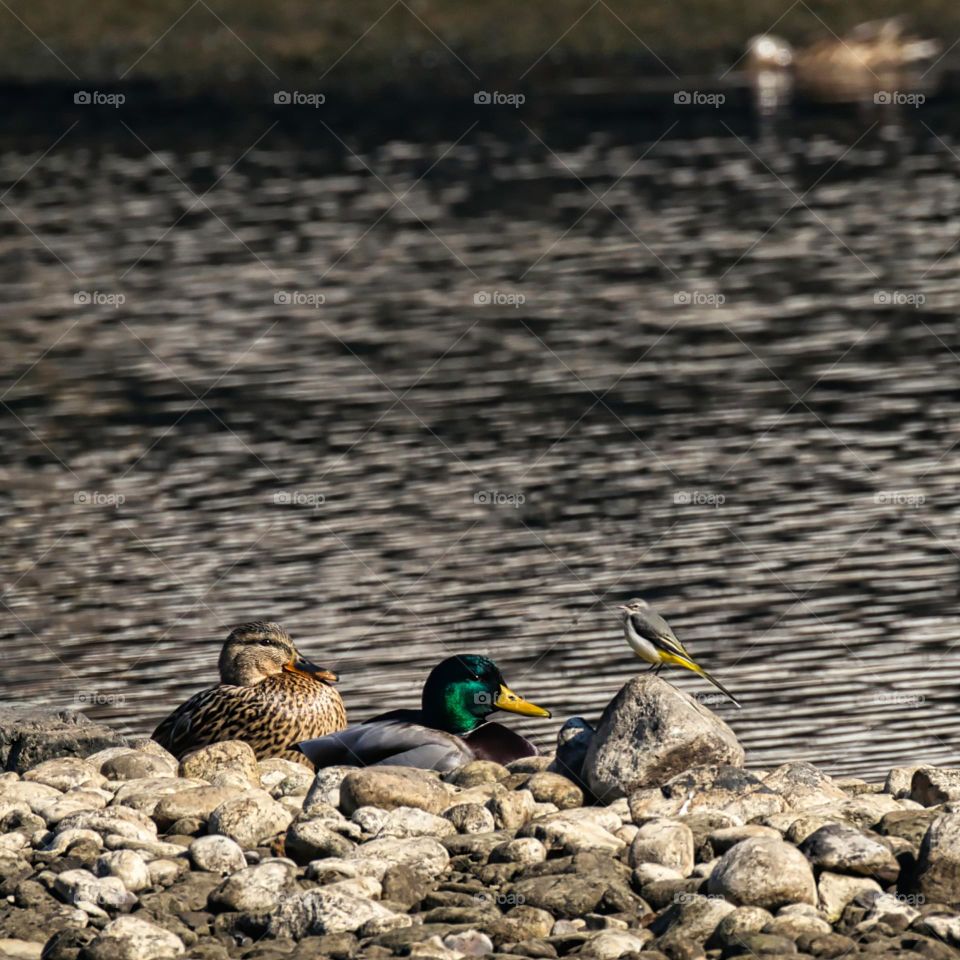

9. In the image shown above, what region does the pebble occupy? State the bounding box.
[285,817,356,861]
[207,790,293,848]
[207,859,297,912]
[53,868,138,912]
[94,849,151,892]
[707,836,817,909]
[269,887,405,937]
[101,752,177,781]
[490,837,547,865]
[340,767,452,815]
[817,871,883,923]
[179,740,261,787]
[630,819,695,875]
[86,916,185,959]
[152,786,245,828]
[443,803,495,834]
[522,772,584,809]
[188,834,247,874]
[23,758,104,792]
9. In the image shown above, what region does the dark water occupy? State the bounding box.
[2,103,960,780]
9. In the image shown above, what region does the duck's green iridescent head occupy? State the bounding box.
[421,654,551,735]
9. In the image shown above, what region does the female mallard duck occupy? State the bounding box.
[152,621,346,767]
[298,654,550,772]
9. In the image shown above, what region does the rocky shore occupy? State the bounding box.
[1,677,959,960]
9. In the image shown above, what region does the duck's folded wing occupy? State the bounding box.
[464,722,539,765]
[298,721,473,772]
[152,687,223,758]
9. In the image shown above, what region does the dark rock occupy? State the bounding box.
[917,812,960,904]
[911,769,960,807]
[795,932,858,958]
[368,922,476,950]
[878,809,939,847]
[419,905,499,925]
[288,933,358,960]
[40,927,97,960]
[722,932,797,956]
[502,938,558,958]
[476,862,523,886]
[381,863,432,909]
[799,824,900,882]
[0,707,128,773]
[548,717,594,788]
[507,875,605,918]
[660,936,706,960]
[641,880,705,911]
[443,831,511,858]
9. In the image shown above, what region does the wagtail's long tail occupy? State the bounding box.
[690,663,742,709]
[664,652,742,708]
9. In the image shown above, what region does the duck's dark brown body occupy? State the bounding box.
[153,670,346,767]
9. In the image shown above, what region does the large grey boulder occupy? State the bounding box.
[0,707,128,774]
[583,676,744,801]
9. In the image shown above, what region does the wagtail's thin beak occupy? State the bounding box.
[284,654,339,684]
[494,682,551,718]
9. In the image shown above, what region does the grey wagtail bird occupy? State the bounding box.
[619,598,741,708]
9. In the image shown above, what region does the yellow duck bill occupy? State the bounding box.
[494,683,551,718]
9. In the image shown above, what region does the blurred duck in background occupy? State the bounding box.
[747,18,942,112]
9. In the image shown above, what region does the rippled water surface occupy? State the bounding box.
[3,105,960,779]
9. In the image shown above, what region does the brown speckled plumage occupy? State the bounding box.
[152,621,346,766]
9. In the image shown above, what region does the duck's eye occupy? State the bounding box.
[258,638,277,647]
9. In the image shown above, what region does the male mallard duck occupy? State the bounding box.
[298,654,550,772]
[152,620,346,767]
